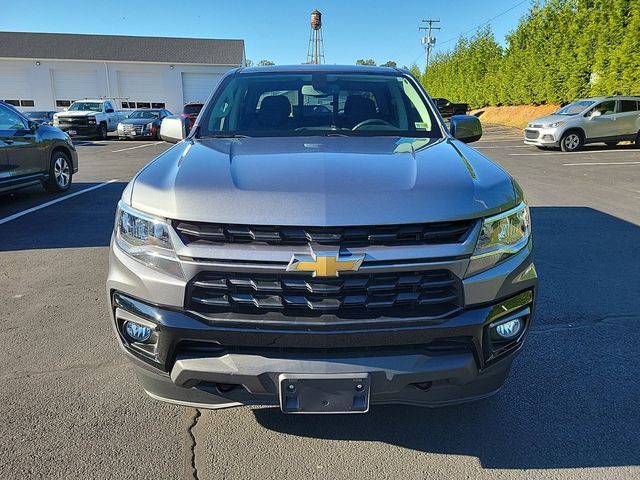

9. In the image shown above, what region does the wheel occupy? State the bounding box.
[634,131,640,148]
[155,128,162,140]
[98,123,107,140]
[43,151,72,193]
[560,131,583,152]
[605,141,618,147]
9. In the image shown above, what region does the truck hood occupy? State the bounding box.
[128,136,518,225]
[56,111,98,118]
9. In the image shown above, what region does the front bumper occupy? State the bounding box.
[56,123,100,137]
[524,127,560,147]
[107,238,537,410]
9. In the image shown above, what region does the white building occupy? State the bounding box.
[0,31,245,114]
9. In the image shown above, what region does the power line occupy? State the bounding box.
[419,19,440,71]
[408,0,529,69]
[438,0,529,47]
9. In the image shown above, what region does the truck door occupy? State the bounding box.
[104,101,117,130]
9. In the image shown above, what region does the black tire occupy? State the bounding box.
[98,123,107,140]
[155,128,162,140]
[43,151,72,193]
[634,131,640,148]
[560,130,584,152]
[605,141,618,147]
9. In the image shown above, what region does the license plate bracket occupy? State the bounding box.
[279,373,370,414]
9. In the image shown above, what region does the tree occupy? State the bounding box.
[356,59,376,66]
[409,64,421,78]
[245,59,254,67]
[257,60,276,66]
[380,60,397,67]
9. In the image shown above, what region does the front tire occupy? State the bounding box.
[98,123,108,140]
[560,131,583,152]
[43,151,72,193]
[634,131,640,148]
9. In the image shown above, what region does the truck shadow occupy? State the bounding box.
[253,206,640,470]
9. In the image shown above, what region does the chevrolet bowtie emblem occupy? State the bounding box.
[286,251,365,277]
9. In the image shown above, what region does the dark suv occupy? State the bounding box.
[0,101,78,194]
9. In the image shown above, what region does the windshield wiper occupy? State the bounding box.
[202,133,252,139]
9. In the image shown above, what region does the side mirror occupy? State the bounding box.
[589,110,602,119]
[105,108,114,113]
[160,116,188,143]
[450,115,482,143]
[28,120,38,132]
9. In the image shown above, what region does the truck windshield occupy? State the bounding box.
[555,100,595,115]
[68,102,103,112]
[198,72,441,138]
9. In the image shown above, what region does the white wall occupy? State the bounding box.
[0,58,235,114]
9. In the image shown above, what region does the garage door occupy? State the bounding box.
[117,71,164,103]
[0,67,32,102]
[52,70,98,103]
[182,73,222,104]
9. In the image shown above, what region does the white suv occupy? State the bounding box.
[524,96,640,152]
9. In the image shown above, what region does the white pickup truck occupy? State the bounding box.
[53,99,127,139]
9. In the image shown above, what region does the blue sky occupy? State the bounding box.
[0,0,531,68]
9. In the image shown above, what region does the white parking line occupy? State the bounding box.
[476,145,530,149]
[563,161,640,166]
[509,149,640,156]
[0,179,119,226]
[111,141,164,153]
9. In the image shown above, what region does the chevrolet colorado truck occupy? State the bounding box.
[54,99,126,139]
[107,65,536,414]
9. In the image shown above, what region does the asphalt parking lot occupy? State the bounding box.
[1,125,638,479]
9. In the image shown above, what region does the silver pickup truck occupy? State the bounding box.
[107,65,537,414]
[53,99,126,139]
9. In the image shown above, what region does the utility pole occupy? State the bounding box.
[419,19,440,72]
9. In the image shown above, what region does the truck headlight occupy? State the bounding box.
[88,116,97,125]
[466,202,531,277]
[115,201,183,278]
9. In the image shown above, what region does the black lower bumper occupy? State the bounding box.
[57,124,100,137]
[110,289,534,410]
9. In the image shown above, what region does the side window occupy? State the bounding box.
[105,102,114,112]
[595,100,616,116]
[620,100,638,113]
[0,105,26,130]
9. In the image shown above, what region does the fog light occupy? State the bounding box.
[494,318,523,339]
[124,321,151,342]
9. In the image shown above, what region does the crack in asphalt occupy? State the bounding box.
[530,314,639,334]
[0,361,129,381]
[187,408,201,480]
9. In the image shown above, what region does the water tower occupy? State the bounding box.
[306,9,325,64]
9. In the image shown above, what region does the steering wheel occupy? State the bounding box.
[352,118,395,130]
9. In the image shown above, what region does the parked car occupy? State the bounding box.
[117,109,173,140]
[23,110,56,125]
[0,101,78,194]
[525,96,640,152]
[108,65,536,414]
[433,97,468,117]
[181,102,204,131]
[53,99,126,139]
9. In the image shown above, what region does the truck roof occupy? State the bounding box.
[237,64,404,75]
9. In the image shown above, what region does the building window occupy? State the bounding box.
[136,102,151,109]
[56,100,72,107]
[151,102,166,108]
[20,100,35,107]
[121,101,133,109]
[4,100,20,106]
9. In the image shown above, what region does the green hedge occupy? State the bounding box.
[420,0,640,108]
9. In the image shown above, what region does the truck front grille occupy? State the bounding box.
[186,269,462,320]
[174,220,476,247]
[58,117,88,126]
